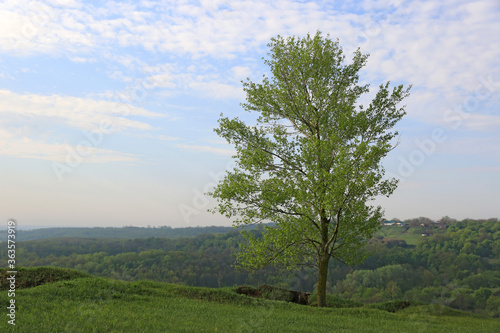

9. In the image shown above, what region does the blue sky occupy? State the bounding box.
[0,0,499,228]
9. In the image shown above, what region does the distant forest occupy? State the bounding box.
[1,218,499,317]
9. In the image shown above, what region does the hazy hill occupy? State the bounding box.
[0,225,235,242]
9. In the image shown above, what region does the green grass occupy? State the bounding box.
[376,226,447,245]
[1,267,499,332]
[308,293,364,308]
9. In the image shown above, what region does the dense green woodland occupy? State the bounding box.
[2,219,499,317]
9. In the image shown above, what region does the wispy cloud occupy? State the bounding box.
[3,0,498,111]
[362,0,500,126]
[0,72,14,79]
[435,113,500,132]
[0,129,138,163]
[0,0,353,58]
[177,144,235,156]
[0,89,164,132]
[0,89,167,164]
[142,62,246,99]
[189,81,244,100]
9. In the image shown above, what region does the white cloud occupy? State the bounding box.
[146,72,177,89]
[46,0,82,8]
[20,67,36,73]
[177,144,235,156]
[434,112,500,132]
[0,0,356,58]
[189,81,245,100]
[0,129,137,163]
[0,89,164,132]
[5,0,496,112]
[141,61,247,99]
[0,72,14,79]
[0,89,166,163]
[460,114,500,132]
[0,1,94,55]
[108,70,133,82]
[395,131,500,168]
[231,66,252,81]
[69,56,96,63]
[361,0,500,115]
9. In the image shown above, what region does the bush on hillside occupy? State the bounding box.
[0,266,89,290]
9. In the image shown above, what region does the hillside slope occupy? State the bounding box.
[1,267,499,332]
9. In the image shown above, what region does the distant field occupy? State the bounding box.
[375,226,447,245]
[1,267,498,332]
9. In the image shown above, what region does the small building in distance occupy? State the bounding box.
[382,220,405,226]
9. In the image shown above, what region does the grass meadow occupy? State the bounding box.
[375,225,440,245]
[1,268,499,332]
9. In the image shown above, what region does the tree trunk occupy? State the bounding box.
[317,250,329,307]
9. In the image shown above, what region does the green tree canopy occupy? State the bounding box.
[209,32,411,307]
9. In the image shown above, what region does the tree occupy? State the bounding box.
[437,216,457,225]
[209,32,411,307]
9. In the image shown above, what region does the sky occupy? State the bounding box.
[0,0,499,229]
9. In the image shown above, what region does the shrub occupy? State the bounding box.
[235,285,310,304]
[366,300,419,312]
[0,266,89,290]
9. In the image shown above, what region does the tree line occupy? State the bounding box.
[0,225,235,242]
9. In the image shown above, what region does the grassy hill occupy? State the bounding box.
[375,225,447,245]
[1,267,499,332]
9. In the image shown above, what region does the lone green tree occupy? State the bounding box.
[209,32,411,307]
